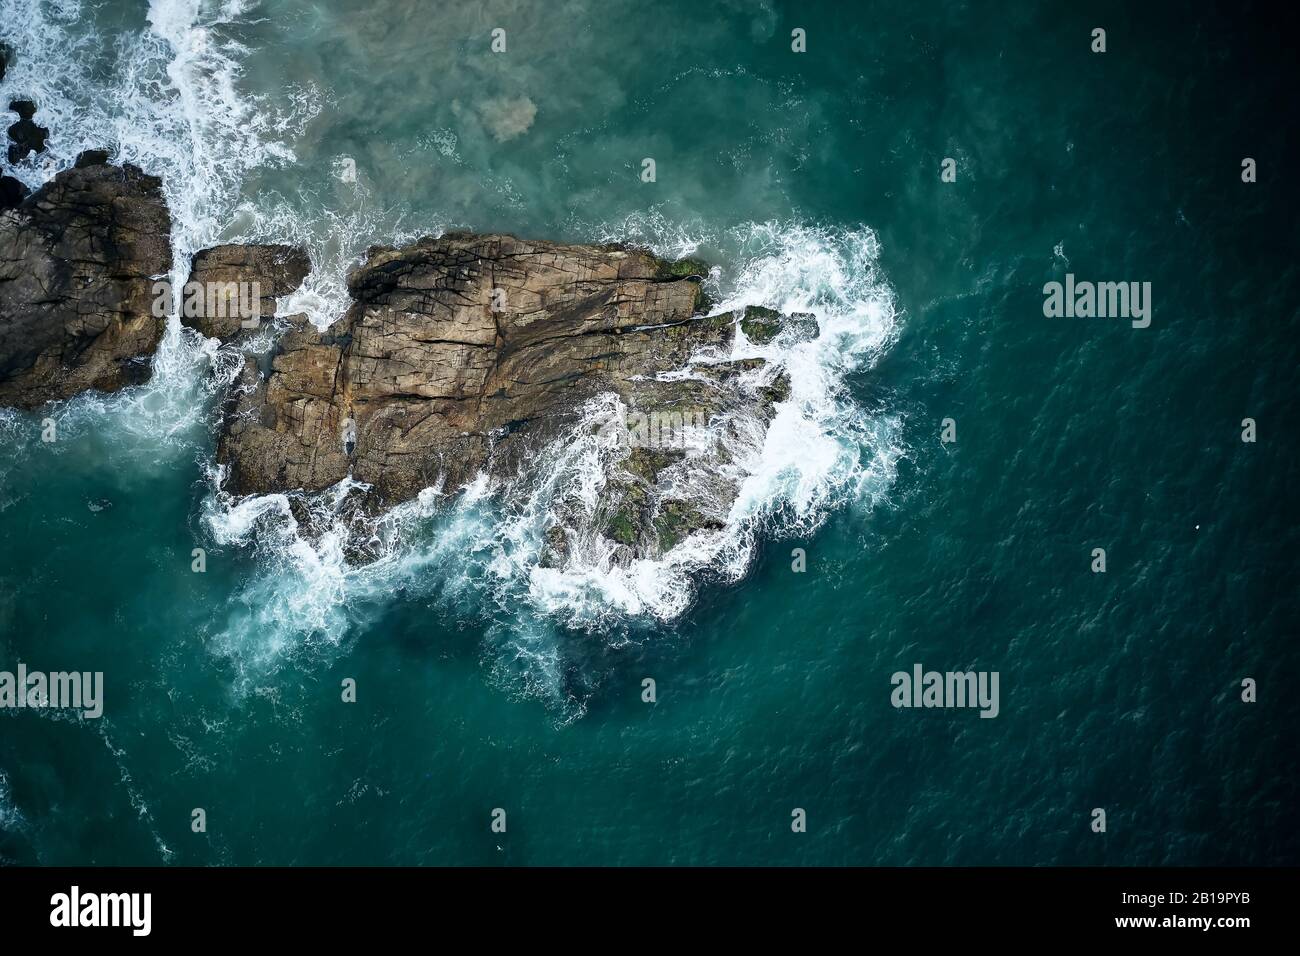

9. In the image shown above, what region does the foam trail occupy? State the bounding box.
[0,767,23,834]
[226,191,425,330]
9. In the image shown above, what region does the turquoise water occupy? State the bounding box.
[1,0,1296,865]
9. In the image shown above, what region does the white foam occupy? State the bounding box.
[0,766,24,835]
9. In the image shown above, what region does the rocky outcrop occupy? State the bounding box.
[740,305,819,344]
[0,153,172,409]
[218,233,707,499]
[6,100,48,165]
[181,243,311,339]
[0,148,805,558]
[215,233,803,560]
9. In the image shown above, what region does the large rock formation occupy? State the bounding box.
[0,153,172,409]
[0,155,807,559]
[215,233,804,560]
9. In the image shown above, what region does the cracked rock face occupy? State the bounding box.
[0,154,172,409]
[219,233,714,499]
[181,243,311,340]
[216,233,799,559]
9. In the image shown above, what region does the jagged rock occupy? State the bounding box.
[7,100,48,164]
[0,154,172,409]
[216,233,795,559]
[220,233,714,498]
[74,149,110,168]
[738,305,819,344]
[181,243,311,340]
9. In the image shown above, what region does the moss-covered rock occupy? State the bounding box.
[609,509,638,545]
[760,371,792,406]
[653,499,721,552]
[624,446,681,482]
[652,256,715,314]
[601,479,650,547]
[654,256,709,280]
[739,305,819,344]
[739,305,783,343]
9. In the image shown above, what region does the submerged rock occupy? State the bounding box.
[216,232,795,560]
[0,154,172,409]
[181,243,312,339]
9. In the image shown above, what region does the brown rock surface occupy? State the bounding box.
[181,243,311,339]
[0,154,172,409]
[216,233,799,558]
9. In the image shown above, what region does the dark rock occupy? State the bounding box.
[74,149,110,168]
[0,175,26,210]
[0,44,9,84]
[0,161,172,409]
[739,304,819,344]
[6,99,48,164]
[181,243,311,340]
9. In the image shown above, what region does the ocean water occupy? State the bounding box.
[0,0,1296,865]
